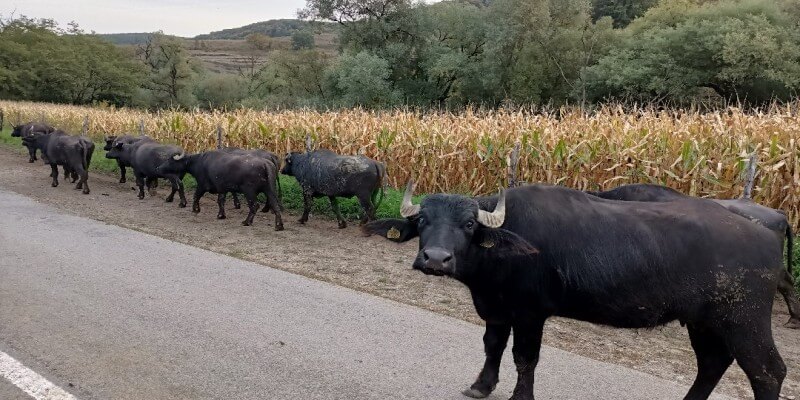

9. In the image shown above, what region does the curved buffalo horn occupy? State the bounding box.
[477,189,506,228]
[172,151,185,161]
[400,180,421,218]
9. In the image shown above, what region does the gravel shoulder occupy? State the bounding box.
[0,146,797,399]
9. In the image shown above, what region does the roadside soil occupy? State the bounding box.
[0,146,797,399]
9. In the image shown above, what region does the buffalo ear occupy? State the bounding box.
[114,142,123,149]
[362,219,419,242]
[473,228,539,257]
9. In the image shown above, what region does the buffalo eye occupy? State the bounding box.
[465,220,475,230]
[417,217,425,226]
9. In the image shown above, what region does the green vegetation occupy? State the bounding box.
[4,0,800,110]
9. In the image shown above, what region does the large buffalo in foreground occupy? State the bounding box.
[365,182,785,400]
[281,149,386,229]
[103,134,151,184]
[156,150,283,229]
[588,183,800,329]
[22,130,94,194]
[105,139,187,207]
[11,122,55,162]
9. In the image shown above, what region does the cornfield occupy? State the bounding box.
[2,100,799,228]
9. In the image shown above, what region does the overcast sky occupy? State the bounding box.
[4,0,309,37]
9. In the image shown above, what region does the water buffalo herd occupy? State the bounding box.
[8,121,799,400]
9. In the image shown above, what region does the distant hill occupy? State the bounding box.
[194,19,337,40]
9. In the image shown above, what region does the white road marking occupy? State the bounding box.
[0,351,77,400]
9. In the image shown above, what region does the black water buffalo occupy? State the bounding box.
[155,150,283,229]
[105,139,187,207]
[365,182,786,400]
[281,149,386,228]
[219,147,281,212]
[103,134,151,183]
[588,183,800,329]
[22,131,94,194]
[11,122,55,162]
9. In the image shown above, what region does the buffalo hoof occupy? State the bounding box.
[138,194,145,200]
[217,214,226,220]
[82,188,90,195]
[165,197,174,203]
[241,220,252,226]
[297,219,307,225]
[119,178,126,183]
[338,221,347,229]
[51,182,58,187]
[179,201,187,208]
[786,318,800,330]
[261,206,269,213]
[462,388,490,399]
[275,224,285,232]
[234,204,242,210]
[28,159,35,163]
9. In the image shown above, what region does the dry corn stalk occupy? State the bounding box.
[2,100,798,228]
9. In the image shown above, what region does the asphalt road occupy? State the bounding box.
[0,188,730,400]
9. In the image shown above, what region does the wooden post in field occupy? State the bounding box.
[742,153,758,199]
[138,119,145,136]
[82,115,89,136]
[0,109,4,131]
[16,111,21,126]
[305,133,313,153]
[216,125,223,149]
[40,112,46,124]
[507,141,521,188]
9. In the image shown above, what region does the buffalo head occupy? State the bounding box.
[364,181,535,279]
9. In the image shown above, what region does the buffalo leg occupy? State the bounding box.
[118,161,127,183]
[298,190,312,224]
[192,188,206,214]
[50,164,59,187]
[217,193,227,219]
[683,325,733,400]
[463,323,511,399]
[77,166,89,194]
[231,193,241,209]
[777,270,800,329]
[509,320,546,400]
[166,177,187,208]
[357,194,376,225]
[264,185,284,231]
[728,324,786,400]
[135,174,146,199]
[242,192,258,226]
[329,196,347,229]
[146,177,158,196]
[27,146,36,163]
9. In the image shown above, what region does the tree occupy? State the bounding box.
[246,33,272,51]
[194,74,247,109]
[0,16,142,106]
[136,33,200,108]
[591,0,658,28]
[291,30,315,50]
[327,50,401,107]
[583,0,800,104]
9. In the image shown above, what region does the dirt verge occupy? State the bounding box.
[0,146,796,399]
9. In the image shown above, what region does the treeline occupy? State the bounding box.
[1,0,799,111]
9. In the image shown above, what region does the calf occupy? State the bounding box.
[281,149,386,229]
[105,139,187,207]
[589,183,800,328]
[365,182,786,400]
[11,122,55,162]
[22,130,93,194]
[156,150,283,229]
